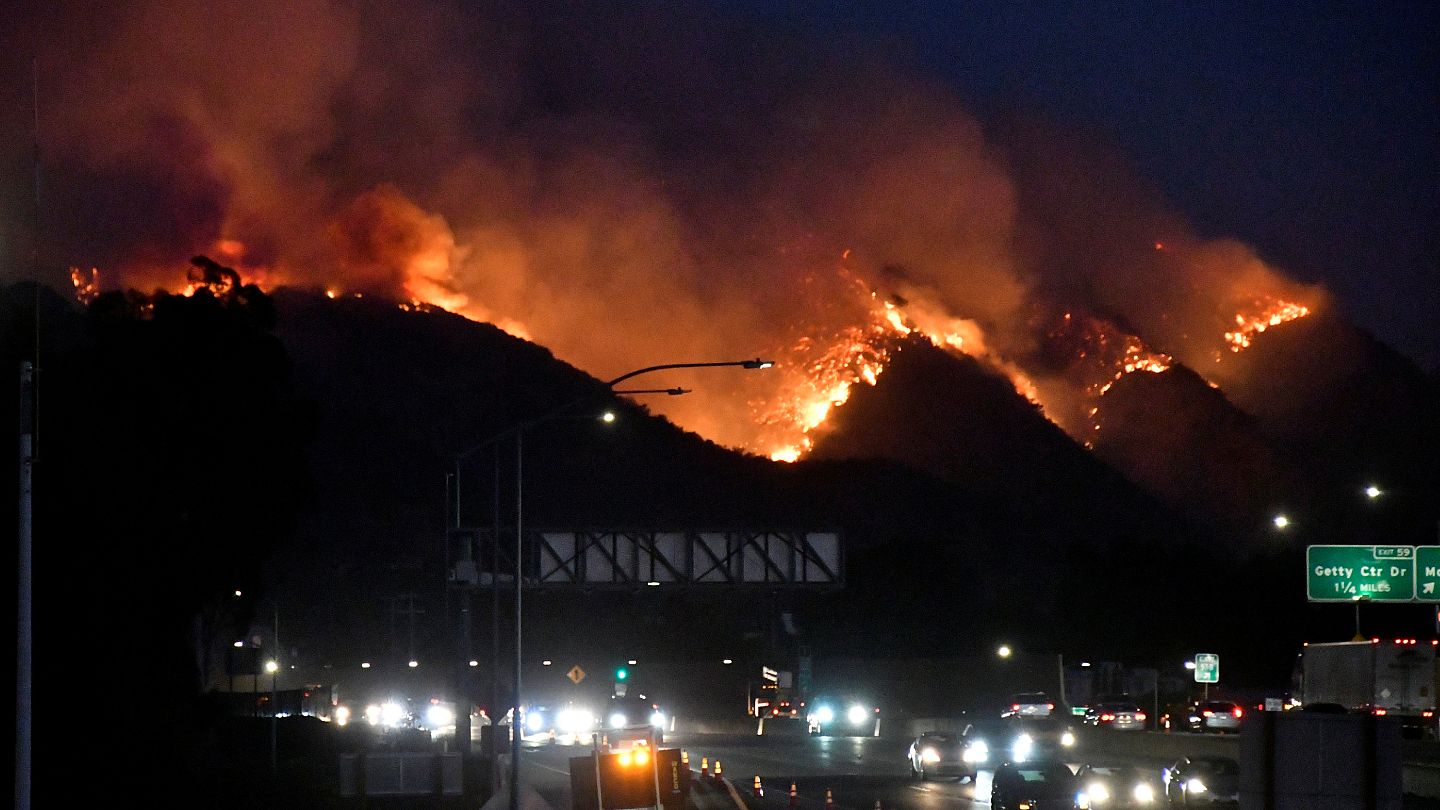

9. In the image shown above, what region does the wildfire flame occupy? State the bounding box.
[1221,299,1312,355]
[69,267,100,306]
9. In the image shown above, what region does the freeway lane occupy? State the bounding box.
[518,730,1440,809]
[522,733,999,810]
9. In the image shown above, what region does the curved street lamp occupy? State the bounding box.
[452,358,775,810]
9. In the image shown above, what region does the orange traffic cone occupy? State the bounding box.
[700,757,709,778]
[789,782,798,807]
[714,760,724,781]
[681,750,690,768]
[754,776,764,798]
[825,789,834,809]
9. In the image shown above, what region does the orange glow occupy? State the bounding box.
[1222,298,1312,354]
[69,267,101,306]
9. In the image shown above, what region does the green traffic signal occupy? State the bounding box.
[616,667,628,681]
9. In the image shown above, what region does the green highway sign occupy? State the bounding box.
[1416,546,1440,602]
[1307,545,1415,602]
[1194,653,1219,684]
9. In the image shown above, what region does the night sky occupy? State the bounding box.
[0,1,1435,375]
[726,1,1439,369]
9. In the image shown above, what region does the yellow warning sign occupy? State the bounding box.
[567,665,586,684]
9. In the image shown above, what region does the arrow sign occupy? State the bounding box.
[567,665,586,684]
[761,666,778,683]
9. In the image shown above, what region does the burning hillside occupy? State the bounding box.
[29,0,1328,462]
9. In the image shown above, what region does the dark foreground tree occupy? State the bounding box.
[6,265,313,803]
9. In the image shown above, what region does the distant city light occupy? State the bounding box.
[1184,661,1197,670]
[601,411,617,423]
[233,590,242,597]
[1272,514,1290,529]
[1365,485,1382,499]
[627,659,637,665]
[265,660,279,674]
[646,581,661,587]
[233,641,244,648]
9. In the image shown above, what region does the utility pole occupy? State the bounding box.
[17,362,35,810]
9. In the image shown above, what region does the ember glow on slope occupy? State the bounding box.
[30,0,1324,459]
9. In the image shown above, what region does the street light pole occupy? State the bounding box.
[499,358,773,810]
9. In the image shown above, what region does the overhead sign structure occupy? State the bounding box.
[1306,545,1417,602]
[1416,546,1440,602]
[1194,653,1219,684]
[568,665,586,685]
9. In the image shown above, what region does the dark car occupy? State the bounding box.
[1163,756,1239,806]
[990,760,1075,810]
[1004,692,1057,718]
[907,731,966,781]
[807,696,880,736]
[1074,763,1160,808]
[1179,701,1243,733]
[960,716,1079,767]
[1085,701,1148,731]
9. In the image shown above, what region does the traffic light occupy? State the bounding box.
[615,667,628,681]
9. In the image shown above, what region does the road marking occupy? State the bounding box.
[720,778,751,810]
[529,761,570,777]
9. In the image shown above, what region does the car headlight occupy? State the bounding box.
[1061,730,1076,747]
[381,701,406,728]
[963,740,989,763]
[365,704,382,726]
[1133,782,1155,803]
[334,705,351,727]
[1086,782,1109,803]
[557,708,594,734]
[1012,733,1033,762]
[610,712,627,729]
[526,712,546,732]
[1186,778,1207,794]
[847,705,868,726]
[650,711,666,728]
[426,705,455,728]
[921,747,940,763]
[813,705,834,724]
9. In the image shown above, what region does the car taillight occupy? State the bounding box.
[1423,710,1434,719]
[1233,707,1243,719]
[1373,708,1388,716]
[1011,704,1020,712]
[1136,712,1147,721]
[1046,703,1055,711]
[1101,714,1115,721]
[1202,710,1213,717]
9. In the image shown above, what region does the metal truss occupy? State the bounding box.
[448,529,842,590]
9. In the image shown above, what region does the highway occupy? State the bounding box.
[520,730,1152,810]
[514,727,1440,810]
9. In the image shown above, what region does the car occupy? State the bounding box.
[1178,701,1243,734]
[1004,692,1057,718]
[807,697,880,736]
[1074,763,1160,808]
[1085,701,1148,731]
[605,695,667,745]
[964,716,1078,765]
[522,702,598,743]
[990,759,1076,810]
[906,728,989,782]
[1162,756,1239,806]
